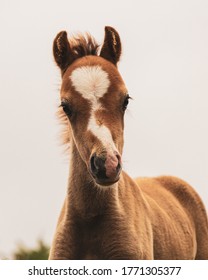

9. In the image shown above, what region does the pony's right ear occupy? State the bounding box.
[53,31,73,75]
[100,26,122,66]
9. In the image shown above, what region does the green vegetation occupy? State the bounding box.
[12,239,50,260]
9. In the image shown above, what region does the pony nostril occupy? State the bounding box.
[116,153,122,165]
[116,161,122,172]
[116,153,121,163]
[90,154,97,175]
[90,153,105,176]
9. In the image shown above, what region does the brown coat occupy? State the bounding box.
[49,26,208,260]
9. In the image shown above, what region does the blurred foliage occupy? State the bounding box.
[12,239,50,260]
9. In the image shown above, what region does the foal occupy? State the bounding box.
[49,26,208,259]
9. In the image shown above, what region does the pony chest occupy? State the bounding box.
[74,214,139,259]
[76,216,105,259]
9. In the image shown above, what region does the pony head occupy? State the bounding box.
[53,27,129,186]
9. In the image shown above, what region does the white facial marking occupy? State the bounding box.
[70,66,117,152]
[70,66,110,101]
[88,114,117,152]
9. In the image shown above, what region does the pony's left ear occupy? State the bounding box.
[100,26,121,65]
[53,31,74,75]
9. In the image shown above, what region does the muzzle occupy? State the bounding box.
[89,152,122,186]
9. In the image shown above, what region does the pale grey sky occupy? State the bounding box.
[0,0,208,258]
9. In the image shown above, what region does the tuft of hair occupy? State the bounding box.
[69,32,100,60]
[57,106,71,151]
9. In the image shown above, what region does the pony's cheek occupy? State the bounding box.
[76,140,92,166]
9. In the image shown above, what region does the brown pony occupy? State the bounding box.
[49,26,208,259]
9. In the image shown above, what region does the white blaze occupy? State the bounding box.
[88,114,117,151]
[70,66,117,151]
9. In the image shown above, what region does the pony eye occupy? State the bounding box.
[122,95,130,111]
[60,101,72,117]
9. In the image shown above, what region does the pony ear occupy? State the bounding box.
[100,26,122,65]
[53,31,73,75]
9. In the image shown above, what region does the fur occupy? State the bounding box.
[50,27,208,260]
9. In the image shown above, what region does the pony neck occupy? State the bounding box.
[67,140,119,218]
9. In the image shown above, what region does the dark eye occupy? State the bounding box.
[122,95,130,111]
[60,101,72,117]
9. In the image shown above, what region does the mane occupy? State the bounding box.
[57,106,71,151]
[68,32,100,60]
[57,32,100,151]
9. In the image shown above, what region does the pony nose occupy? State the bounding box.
[105,153,121,178]
[90,152,122,186]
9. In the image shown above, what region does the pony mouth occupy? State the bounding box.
[89,170,121,186]
[95,176,120,187]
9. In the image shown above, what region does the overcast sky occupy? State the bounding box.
[0,0,208,258]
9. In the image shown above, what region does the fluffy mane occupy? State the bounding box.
[68,33,100,58]
[57,106,71,151]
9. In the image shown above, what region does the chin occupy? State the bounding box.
[95,177,120,187]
